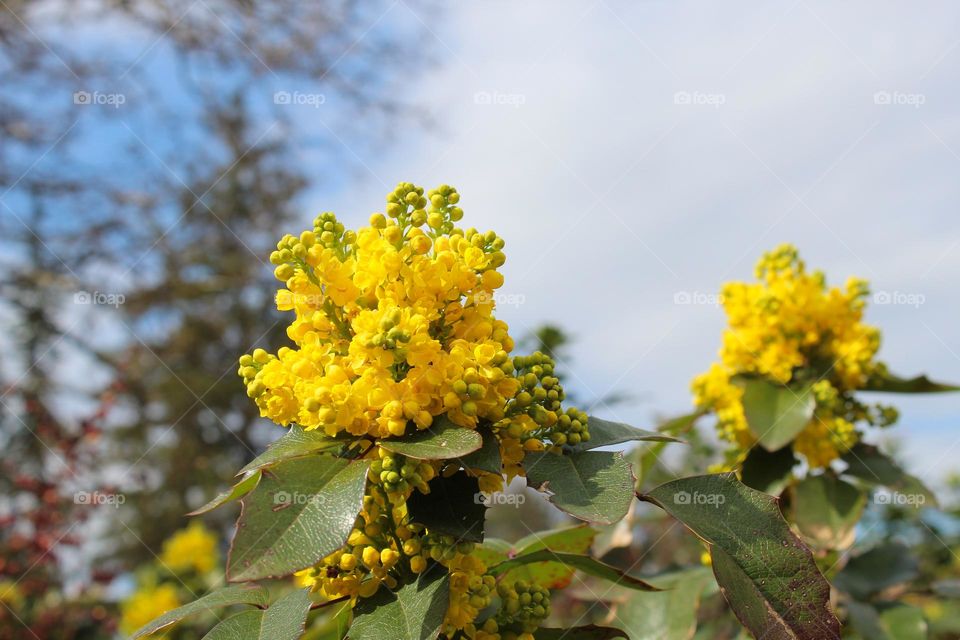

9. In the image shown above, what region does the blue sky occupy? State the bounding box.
[302,0,960,484]
[6,0,959,487]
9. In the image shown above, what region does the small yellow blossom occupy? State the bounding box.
[160,522,219,575]
[119,583,181,636]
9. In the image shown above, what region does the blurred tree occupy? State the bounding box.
[0,0,434,625]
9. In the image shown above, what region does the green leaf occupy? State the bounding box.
[611,567,714,640]
[203,610,264,639]
[227,456,370,582]
[488,551,658,591]
[572,416,681,451]
[202,588,313,640]
[633,411,702,487]
[239,425,342,475]
[739,445,796,495]
[535,626,628,639]
[841,443,937,507]
[406,471,487,542]
[846,601,928,640]
[458,427,501,474]
[640,473,839,640]
[188,470,262,516]
[792,474,866,550]
[378,416,483,460]
[525,451,634,525]
[310,600,352,640]
[864,371,960,393]
[833,542,919,600]
[350,569,450,640]
[737,378,815,451]
[473,538,512,568]
[133,584,269,638]
[507,525,598,589]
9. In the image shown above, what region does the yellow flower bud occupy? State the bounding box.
[380,548,399,567]
[361,546,380,568]
[339,553,358,571]
[410,555,427,573]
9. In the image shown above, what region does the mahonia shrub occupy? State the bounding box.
[239,182,593,638]
[686,244,958,637]
[134,184,850,640]
[692,244,898,468]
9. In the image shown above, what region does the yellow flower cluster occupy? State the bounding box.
[119,583,180,636]
[240,183,516,440]
[159,521,219,575]
[252,183,587,638]
[692,244,893,468]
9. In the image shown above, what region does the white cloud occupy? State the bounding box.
[309,0,960,484]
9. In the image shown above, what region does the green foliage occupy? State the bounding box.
[200,590,312,640]
[378,418,484,460]
[405,472,487,542]
[488,551,658,592]
[458,427,502,474]
[569,416,680,451]
[641,473,839,639]
[737,377,816,451]
[477,525,596,588]
[610,568,715,640]
[133,584,269,638]
[350,571,450,640]
[188,470,262,516]
[227,456,371,581]
[525,451,635,525]
[864,371,960,393]
[239,426,344,475]
[791,474,866,550]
